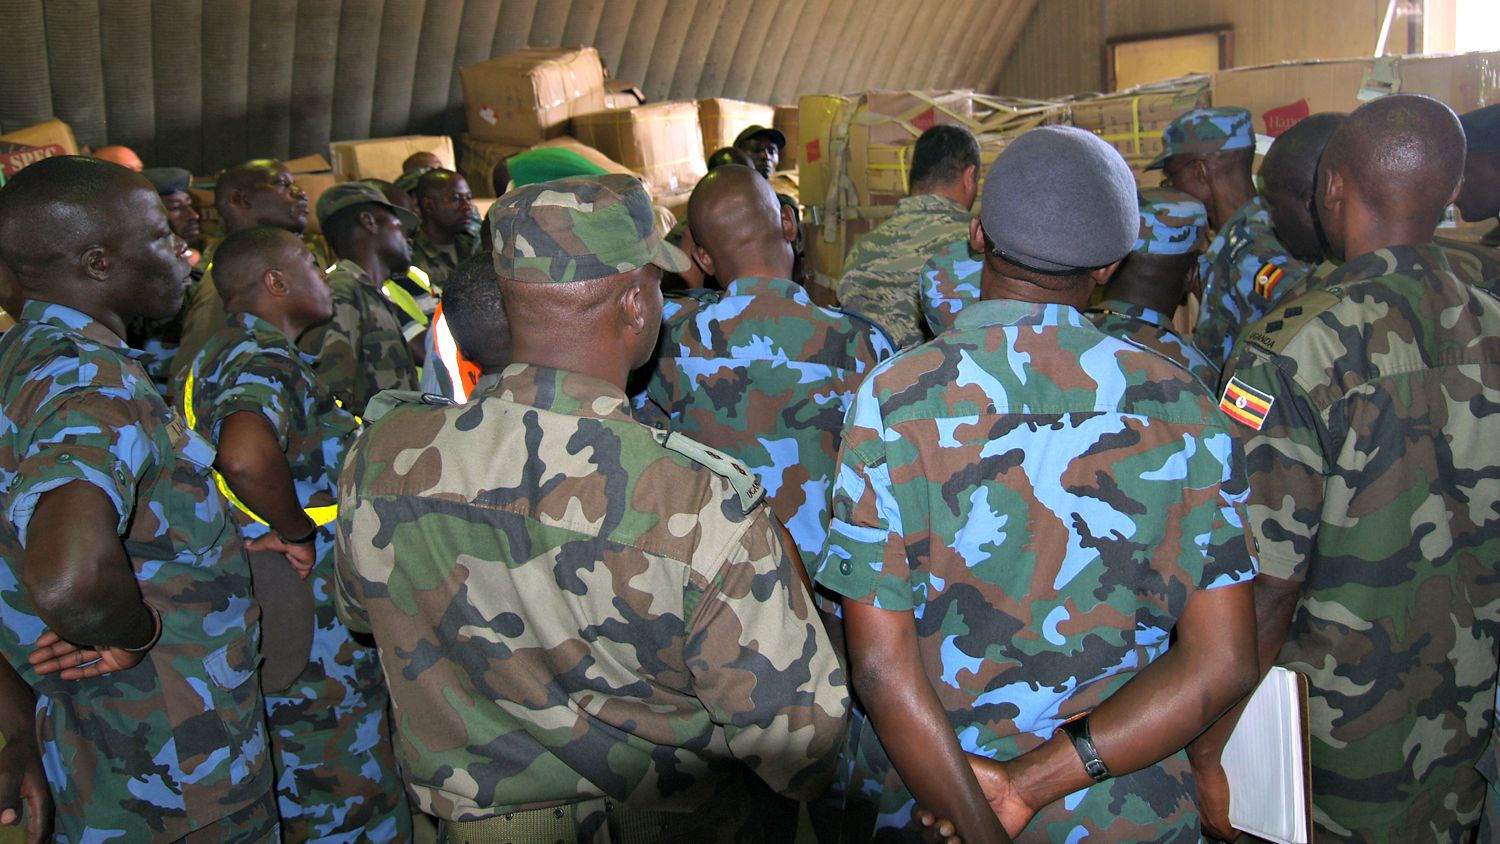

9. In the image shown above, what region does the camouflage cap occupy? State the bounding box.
[316,181,419,234]
[142,166,192,196]
[1134,187,1209,255]
[490,174,690,284]
[1147,107,1254,169]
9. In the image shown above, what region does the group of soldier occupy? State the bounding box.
[0,84,1495,844]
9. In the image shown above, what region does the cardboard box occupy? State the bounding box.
[572,102,707,196]
[654,189,692,231]
[329,135,455,182]
[284,153,332,174]
[459,134,528,198]
[293,171,339,233]
[532,136,640,178]
[460,47,608,146]
[1067,79,1211,169]
[604,79,646,110]
[773,105,799,169]
[0,119,79,179]
[698,98,776,159]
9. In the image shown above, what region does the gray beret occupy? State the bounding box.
[142,166,191,195]
[1461,104,1500,153]
[980,125,1138,273]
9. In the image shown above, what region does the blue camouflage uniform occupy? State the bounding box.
[0,301,274,843]
[184,311,410,843]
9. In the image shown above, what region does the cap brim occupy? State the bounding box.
[391,205,421,236]
[652,240,692,274]
[1145,151,1170,170]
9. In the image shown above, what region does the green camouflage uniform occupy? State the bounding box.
[336,173,849,840]
[410,228,479,293]
[1224,244,1500,842]
[815,298,1257,842]
[645,276,895,570]
[298,258,419,418]
[1192,195,1310,368]
[0,301,273,842]
[171,232,332,389]
[836,194,971,349]
[918,239,981,337]
[184,311,410,843]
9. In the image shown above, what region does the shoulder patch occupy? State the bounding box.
[1239,289,1342,354]
[652,428,765,514]
[1219,376,1274,431]
[1252,261,1285,299]
[363,390,454,422]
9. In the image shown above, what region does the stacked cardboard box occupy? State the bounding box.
[460,47,608,146]
[0,119,78,181]
[604,79,646,110]
[698,98,777,159]
[773,105,799,169]
[1066,79,1212,171]
[572,102,707,197]
[459,135,527,198]
[330,135,455,182]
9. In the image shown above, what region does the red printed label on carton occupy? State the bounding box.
[1262,99,1311,138]
[0,144,65,178]
[806,138,820,163]
[912,108,937,132]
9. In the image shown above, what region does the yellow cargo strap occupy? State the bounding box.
[380,267,433,328]
[182,367,339,528]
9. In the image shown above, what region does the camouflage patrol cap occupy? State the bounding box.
[491,174,690,284]
[316,181,420,234]
[142,166,192,196]
[1147,107,1254,169]
[1134,187,1209,255]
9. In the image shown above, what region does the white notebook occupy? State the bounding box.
[1221,666,1312,844]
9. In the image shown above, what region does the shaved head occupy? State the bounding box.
[211,226,302,305]
[0,156,143,286]
[1261,113,1347,262]
[687,164,791,280]
[706,146,754,171]
[92,145,143,172]
[1323,95,1464,218]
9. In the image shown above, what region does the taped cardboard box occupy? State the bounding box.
[773,104,799,169]
[604,79,646,109]
[1068,78,1211,170]
[461,47,607,146]
[459,134,528,198]
[698,98,776,158]
[293,172,340,234]
[0,119,79,179]
[572,102,707,196]
[330,135,455,182]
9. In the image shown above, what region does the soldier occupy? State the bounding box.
[0,156,275,840]
[335,173,849,842]
[918,238,982,336]
[299,182,422,417]
[645,164,894,576]
[837,124,979,349]
[1458,104,1500,231]
[145,166,203,262]
[418,254,511,402]
[1088,187,1217,388]
[814,126,1258,843]
[180,226,410,842]
[1209,94,1500,842]
[1259,114,1348,265]
[129,166,206,394]
[734,125,786,180]
[410,168,480,292]
[171,158,331,388]
[1152,107,1311,368]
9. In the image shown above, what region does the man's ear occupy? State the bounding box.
[358,210,379,234]
[964,163,978,195]
[81,245,110,282]
[691,240,716,278]
[779,205,798,245]
[619,274,648,335]
[263,268,290,297]
[968,216,985,253]
[1320,166,1344,219]
[1088,260,1124,288]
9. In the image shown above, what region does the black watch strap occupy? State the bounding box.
[1059,714,1112,783]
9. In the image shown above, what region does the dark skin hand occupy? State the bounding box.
[1188,573,1303,841]
[946,581,1257,837]
[844,600,1012,844]
[0,659,51,844]
[215,411,317,577]
[19,482,155,672]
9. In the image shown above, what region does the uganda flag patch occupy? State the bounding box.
[1220,377,1274,430]
[1253,262,1285,299]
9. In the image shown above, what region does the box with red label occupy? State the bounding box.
[460,47,608,146]
[0,119,79,180]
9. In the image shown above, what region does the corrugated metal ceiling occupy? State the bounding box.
[0,0,1038,173]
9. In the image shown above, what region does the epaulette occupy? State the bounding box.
[363,390,455,422]
[1238,288,1343,355]
[650,427,765,514]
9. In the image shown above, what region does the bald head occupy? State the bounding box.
[706,146,754,171]
[215,159,308,233]
[1318,95,1465,257]
[686,164,792,281]
[1261,113,1348,263]
[0,156,144,285]
[92,145,143,171]
[211,226,301,306]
